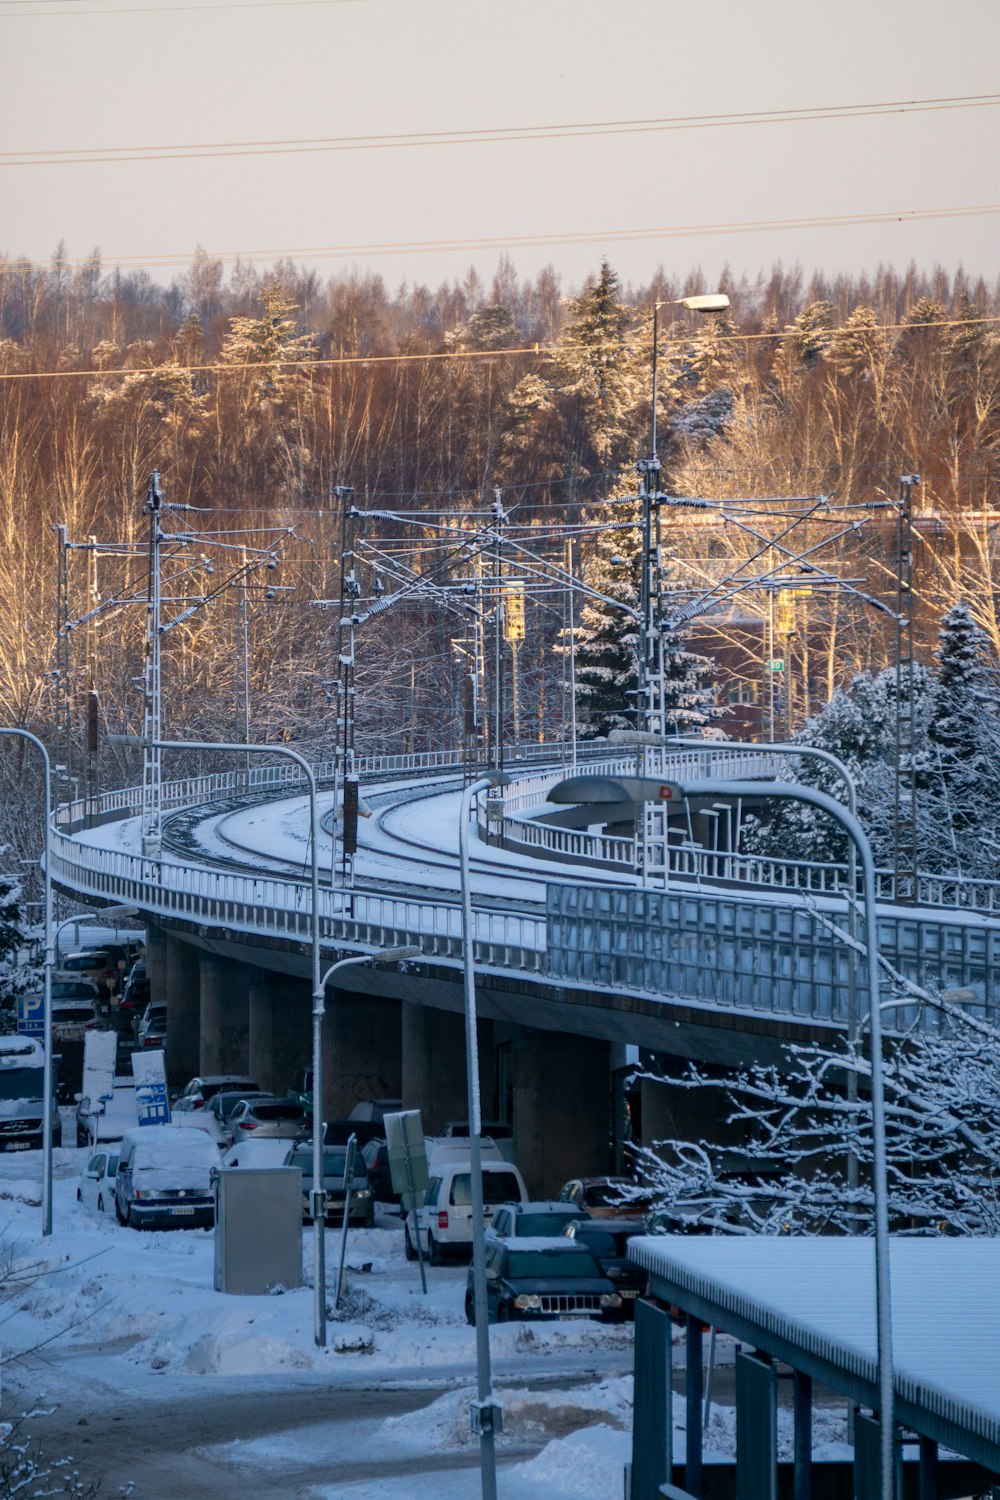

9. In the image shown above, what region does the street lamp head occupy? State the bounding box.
[373,945,422,966]
[674,294,730,315]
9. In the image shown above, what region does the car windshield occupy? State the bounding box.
[52,1006,95,1023]
[584,1182,646,1209]
[250,1103,304,1122]
[0,1065,45,1101]
[506,1250,600,1279]
[516,1212,578,1236]
[451,1172,520,1207]
[291,1150,365,1181]
[574,1229,632,1256]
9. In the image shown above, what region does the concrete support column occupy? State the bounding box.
[401,1003,471,1134]
[640,1069,735,1156]
[199,958,252,1077]
[248,978,276,1093]
[247,973,311,1096]
[511,1030,611,1199]
[322,994,401,1122]
[199,956,226,1076]
[220,964,251,1077]
[145,925,169,1011]
[164,935,200,1086]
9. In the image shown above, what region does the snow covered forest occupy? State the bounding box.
[1,247,999,874]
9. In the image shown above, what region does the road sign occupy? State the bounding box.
[766,659,785,672]
[16,994,44,1039]
[132,1049,170,1126]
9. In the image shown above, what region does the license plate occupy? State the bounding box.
[4,1141,32,1151]
[620,1289,638,1298]
[171,1206,195,1215]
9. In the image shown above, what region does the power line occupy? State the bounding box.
[3,0,360,16]
[3,92,998,165]
[2,310,998,384]
[2,202,999,278]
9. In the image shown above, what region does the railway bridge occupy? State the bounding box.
[51,740,1000,1196]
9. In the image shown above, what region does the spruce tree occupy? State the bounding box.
[928,601,1000,836]
[573,501,640,735]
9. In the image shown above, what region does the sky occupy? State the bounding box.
[2,0,1000,295]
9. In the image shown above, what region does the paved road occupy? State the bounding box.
[13,1354,632,1499]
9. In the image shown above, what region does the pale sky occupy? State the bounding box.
[3,0,999,294]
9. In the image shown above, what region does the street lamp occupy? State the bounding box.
[459,770,509,1500]
[0,728,54,1236]
[313,945,420,1348]
[54,903,139,966]
[550,770,895,1499]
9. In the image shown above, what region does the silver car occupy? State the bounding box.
[226,1095,308,1142]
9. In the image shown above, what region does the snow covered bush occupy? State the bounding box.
[635,998,1000,1238]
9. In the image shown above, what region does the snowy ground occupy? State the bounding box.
[0,1127,850,1496]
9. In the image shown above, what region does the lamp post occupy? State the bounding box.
[550,770,895,1498]
[54,902,139,966]
[0,729,54,1236]
[313,945,420,1347]
[459,771,509,1500]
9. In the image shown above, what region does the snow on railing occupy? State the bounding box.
[49,822,545,970]
[490,754,1000,916]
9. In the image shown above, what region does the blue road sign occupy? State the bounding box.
[17,994,44,1039]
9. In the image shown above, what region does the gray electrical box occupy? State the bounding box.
[214,1167,303,1295]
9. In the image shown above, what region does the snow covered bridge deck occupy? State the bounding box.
[50,742,1000,1043]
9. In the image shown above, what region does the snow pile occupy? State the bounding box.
[382,1374,633,1451]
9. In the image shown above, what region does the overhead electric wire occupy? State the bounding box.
[3,306,1000,384]
[3,91,997,165]
[6,207,1000,280]
[3,0,361,16]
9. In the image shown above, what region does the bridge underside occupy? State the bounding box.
[144,917,842,1198]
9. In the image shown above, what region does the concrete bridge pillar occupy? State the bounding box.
[164,935,200,1086]
[248,973,311,1095]
[639,1069,737,1156]
[220,964,251,1077]
[511,1031,611,1199]
[199,957,252,1077]
[401,1003,472,1134]
[322,994,402,1123]
[144,925,169,1011]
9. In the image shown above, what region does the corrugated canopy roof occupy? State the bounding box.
[628,1235,1000,1472]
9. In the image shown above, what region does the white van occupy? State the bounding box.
[405,1158,528,1264]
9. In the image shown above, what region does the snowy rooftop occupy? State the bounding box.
[628,1235,1000,1471]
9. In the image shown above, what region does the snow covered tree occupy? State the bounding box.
[928,601,1000,836]
[0,868,38,1030]
[659,626,720,736]
[221,285,316,405]
[572,500,640,735]
[635,998,1000,1237]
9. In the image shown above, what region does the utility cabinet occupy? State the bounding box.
[214,1167,303,1295]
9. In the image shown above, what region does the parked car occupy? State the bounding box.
[361,1137,399,1204]
[285,1143,375,1227]
[325,1118,385,1148]
[406,1159,528,1264]
[172,1075,260,1112]
[136,1003,168,1050]
[77,1149,119,1215]
[176,1089,268,1147]
[50,999,104,1040]
[54,950,119,1003]
[465,1238,623,1325]
[49,976,103,1007]
[0,1036,62,1150]
[561,1218,647,1316]
[485,1200,587,1242]
[221,1137,296,1170]
[438,1120,516,1163]
[347,1098,402,1127]
[227,1096,308,1141]
[115,1125,218,1229]
[76,1079,139,1147]
[557,1177,652,1220]
[117,963,150,1030]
